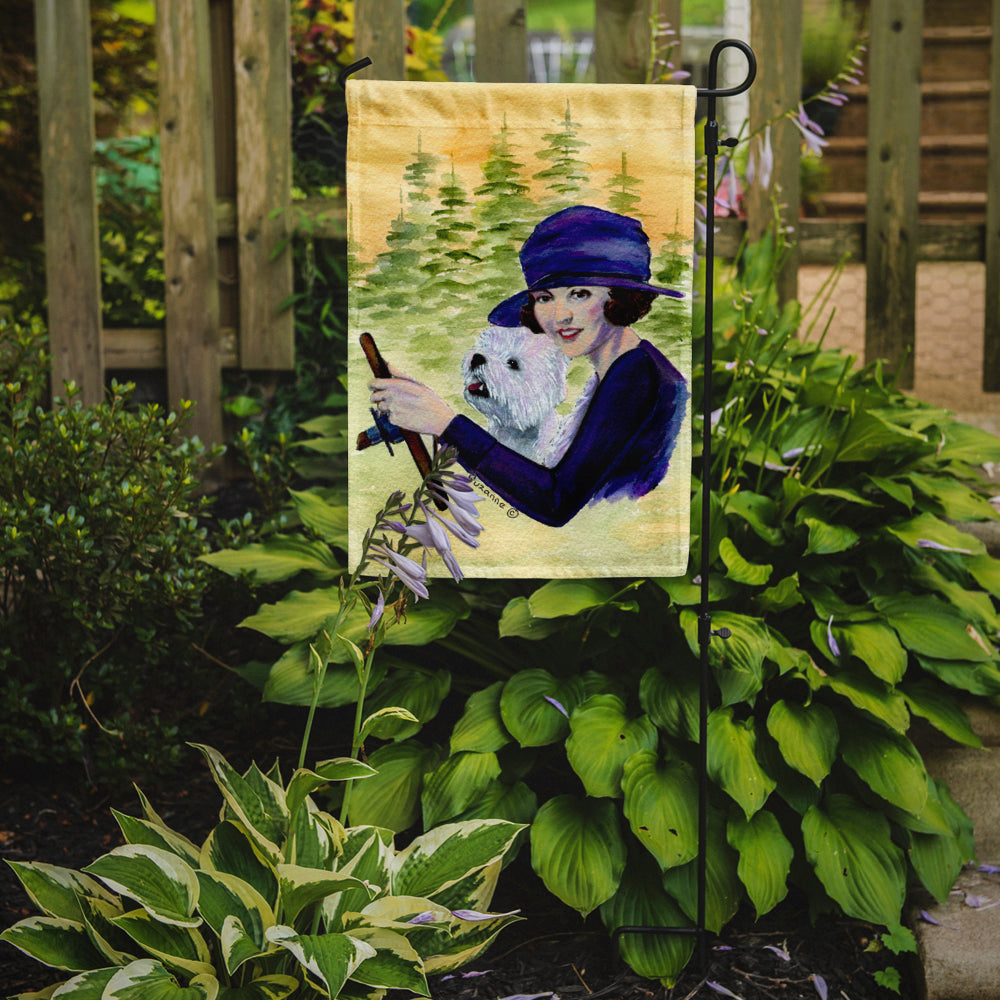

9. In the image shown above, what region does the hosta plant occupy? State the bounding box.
[344,233,1000,983]
[1,743,523,999]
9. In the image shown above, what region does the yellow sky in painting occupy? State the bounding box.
[347,80,697,261]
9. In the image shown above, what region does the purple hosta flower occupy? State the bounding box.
[407,911,438,925]
[451,908,521,921]
[369,543,429,600]
[404,514,464,583]
[827,615,841,657]
[764,944,791,961]
[746,125,774,191]
[917,538,974,555]
[497,994,558,1000]
[715,158,741,216]
[544,695,569,718]
[420,498,480,549]
[426,476,484,541]
[707,982,742,999]
[440,970,493,982]
[792,104,829,156]
[812,974,828,1000]
[979,864,1000,874]
[367,590,385,631]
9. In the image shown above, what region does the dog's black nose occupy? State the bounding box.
[469,353,486,370]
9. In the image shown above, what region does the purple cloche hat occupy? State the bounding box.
[488,205,683,327]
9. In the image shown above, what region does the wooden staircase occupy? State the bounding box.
[817,0,993,221]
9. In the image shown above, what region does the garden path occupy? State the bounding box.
[799,262,1000,436]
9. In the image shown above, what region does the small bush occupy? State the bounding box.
[0,316,220,783]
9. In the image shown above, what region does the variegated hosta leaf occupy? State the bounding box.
[199,821,278,910]
[110,908,214,979]
[322,832,392,931]
[4,862,118,922]
[529,796,626,917]
[423,860,501,916]
[102,958,217,999]
[347,741,441,833]
[285,761,375,823]
[83,846,200,927]
[45,965,117,997]
[620,751,698,871]
[287,800,345,870]
[421,751,501,829]
[839,719,928,817]
[344,926,428,994]
[276,865,375,925]
[391,820,524,901]
[707,707,776,819]
[190,746,288,863]
[111,810,202,868]
[195,871,274,974]
[499,669,585,747]
[565,695,658,798]
[0,916,107,971]
[726,810,793,918]
[802,793,906,926]
[450,681,511,754]
[77,894,136,966]
[214,974,300,1000]
[661,806,742,934]
[765,699,838,786]
[600,851,694,986]
[265,925,376,998]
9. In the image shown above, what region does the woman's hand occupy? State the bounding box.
[369,366,454,437]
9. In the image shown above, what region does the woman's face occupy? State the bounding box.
[530,286,615,360]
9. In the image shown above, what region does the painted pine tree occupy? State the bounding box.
[420,161,479,305]
[533,101,598,212]
[606,151,644,217]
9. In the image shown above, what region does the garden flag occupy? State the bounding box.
[347,80,696,578]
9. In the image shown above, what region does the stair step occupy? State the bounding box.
[815,190,987,221]
[923,25,993,82]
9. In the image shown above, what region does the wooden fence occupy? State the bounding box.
[33,0,1000,445]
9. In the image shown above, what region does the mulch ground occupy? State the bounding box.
[0,735,916,1000]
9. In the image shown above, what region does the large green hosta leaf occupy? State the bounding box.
[530,796,627,917]
[873,594,996,662]
[727,810,793,918]
[916,654,1000,697]
[901,679,982,748]
[707,708,775,818]
[287,488,349,547]
[421,751,502,829]
[363,666,451,741]
[258,644,383,709]
[765,700,838,786]
[886,511,986,556]
[566,695,657,798]
[680,610,770,706]
[450,681,511,754]
[621,751,698,871]
[499,669,585,747]
[527,579,619,618]
[347,741,441,832]
[718,536,773,585]
[806,661,909,732]
[834,621,907,684]
[839,719,928,816]
[801,793,906,926]
[639,664,699,742]
[661,807,742,934]
[200,535,342,584]
[600,852,694,986]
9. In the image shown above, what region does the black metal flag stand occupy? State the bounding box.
[611,38,756,974]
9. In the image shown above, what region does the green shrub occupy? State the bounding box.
[1,743,524,998]
[0,316,220,783]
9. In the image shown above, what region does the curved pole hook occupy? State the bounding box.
[697,39,756,99]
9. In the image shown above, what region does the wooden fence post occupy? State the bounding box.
[985,0,1000,391]
[355,0,406,80]
[33,0,103,405]
[157,0,223,445]
[473,0,526,83]
[594,0,670,85]
[864,0,923,390]
[233,0,294,369]
[746,0,801,306]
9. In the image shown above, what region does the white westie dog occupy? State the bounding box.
[462,325,574,466]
